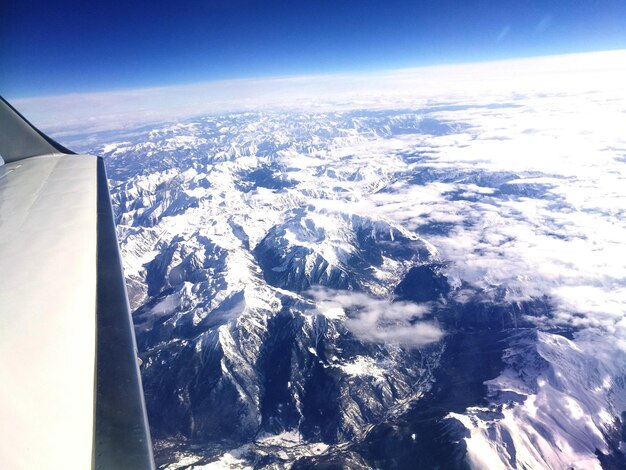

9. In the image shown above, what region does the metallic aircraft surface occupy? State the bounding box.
[0,97,155,470]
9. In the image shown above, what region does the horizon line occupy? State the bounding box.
[8,47,626,103]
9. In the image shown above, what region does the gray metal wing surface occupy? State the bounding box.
[0,97,155,470]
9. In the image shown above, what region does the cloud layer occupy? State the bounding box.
[309,287,444,347]
[11,50,626,139]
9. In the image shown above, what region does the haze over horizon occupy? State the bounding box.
[2,0,626,99]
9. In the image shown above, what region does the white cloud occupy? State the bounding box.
[10,50,626,140]
[150,293,180,317]
[309,287,444,347]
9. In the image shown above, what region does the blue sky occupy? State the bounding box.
[2,0,626,98]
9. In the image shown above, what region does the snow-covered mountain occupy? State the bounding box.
[88,95,626,469]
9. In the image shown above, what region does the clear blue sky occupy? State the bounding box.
[2,0,626,98]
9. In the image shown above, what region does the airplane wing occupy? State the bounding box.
[0,97,155,470]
